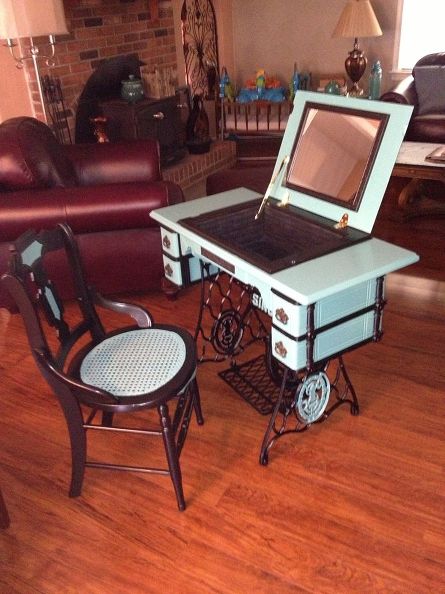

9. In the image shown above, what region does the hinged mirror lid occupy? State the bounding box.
[271,91,413,234]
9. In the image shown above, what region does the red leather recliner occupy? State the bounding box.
[0,117,184,311]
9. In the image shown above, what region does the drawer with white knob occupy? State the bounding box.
[271,278,379,339]
[160,227,181,258]
[162,254,183,286]
[271,309,377,371]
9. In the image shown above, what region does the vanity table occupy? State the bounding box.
[151,92,419,463]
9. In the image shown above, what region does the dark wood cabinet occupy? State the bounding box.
[100,96,185,165]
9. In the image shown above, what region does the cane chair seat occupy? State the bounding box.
[80,328,188,397]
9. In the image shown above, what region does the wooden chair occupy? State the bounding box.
[1,224,203,511]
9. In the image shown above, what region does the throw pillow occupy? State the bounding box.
[414,65,445,115]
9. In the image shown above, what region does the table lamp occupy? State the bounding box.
[333,0,382,97]
[0,0,68,122]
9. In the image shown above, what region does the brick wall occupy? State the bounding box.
[162,140,237,195]
[28,0,177,137]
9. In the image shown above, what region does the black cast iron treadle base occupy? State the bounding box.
[218,355,295,415]
[195,265,361,465]
[258,357,359,466]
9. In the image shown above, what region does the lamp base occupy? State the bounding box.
[344,38,367,97]
[347,82,364,97]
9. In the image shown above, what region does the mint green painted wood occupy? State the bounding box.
[271,310,376,371]
[273,91,413,234]
[151,189,419,305]
[151,92,418,370]
[152,188,418,370]
[271,278,378,338]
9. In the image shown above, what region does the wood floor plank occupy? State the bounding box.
[1,199,444,593]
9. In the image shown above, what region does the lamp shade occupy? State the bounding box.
[333,0,382,39]
[0,0,68,39]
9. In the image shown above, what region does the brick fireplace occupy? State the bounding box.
[31,0,178,138]
[17,0,235,196]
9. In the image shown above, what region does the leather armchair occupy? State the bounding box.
[380,52,445,143]
[0,117,184,311]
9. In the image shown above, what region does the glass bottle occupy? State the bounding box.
[219,67,230,99]
[369,61,382,100]
[289,62,300,101]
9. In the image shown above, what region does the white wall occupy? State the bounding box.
[228,0,399,94]
[0,42,33,122]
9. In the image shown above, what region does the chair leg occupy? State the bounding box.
[0,488,10,529]
[191,377,204,425]
[176,386,195,458]
[101,411,114,427]
[159,403,186,511]
[56,395,87,497]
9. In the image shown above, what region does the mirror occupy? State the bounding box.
[285,102,389,211]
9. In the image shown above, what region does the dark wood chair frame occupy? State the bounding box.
[1,223,203,511]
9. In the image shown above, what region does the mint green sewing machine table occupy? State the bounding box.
[152,188,418,462]
[151,92,419,463]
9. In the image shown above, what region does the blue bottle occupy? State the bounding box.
[219,67,230,99]
[289,63,299,101]
[369,61,382,100]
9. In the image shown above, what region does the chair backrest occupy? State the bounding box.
[0,117,77,192]
[412,53,445,116]
[1,224,105,373]
[413,52,445,71]
[2,224,143,410]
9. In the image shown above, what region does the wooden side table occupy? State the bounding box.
[392,142,445,219]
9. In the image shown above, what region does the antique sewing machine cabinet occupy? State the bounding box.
[152,92,419,461]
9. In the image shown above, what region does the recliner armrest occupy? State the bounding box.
[380,75,418,106]
[63,181,181,233]
[0,180,184,241]
[0,191,66,241]
[63,139,162,186]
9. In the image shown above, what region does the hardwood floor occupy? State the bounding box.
[1,186,444,593]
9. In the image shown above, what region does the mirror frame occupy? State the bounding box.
[285,101,389,212]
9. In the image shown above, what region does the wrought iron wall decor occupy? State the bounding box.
[181,0,219,98]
